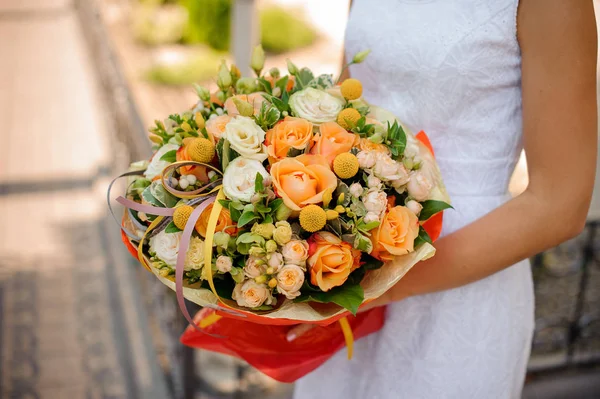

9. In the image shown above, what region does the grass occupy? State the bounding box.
[260,7,317,54]
[144,50,223,85]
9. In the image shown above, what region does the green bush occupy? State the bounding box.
[260,7,316,53]
[144,50,222,85]
[181,0,231,51]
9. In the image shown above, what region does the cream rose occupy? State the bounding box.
[363,189,388,216]
[244,256,266,278]
[215,255,233,273]
[349,182,364,198]
[367,175,382,189]
[144,144,180,180]
[289,88,344,124]
[223,116,268,161]
[373,153,409,182]
[281,240,309,268]
[184,236,205,271]
[276,264,305,299]
[357,151,376,169]
[149,230,181,267]
[407,171,433,201]
[232,280,275,308]
[267,252,284,272]
[364,212,380,224]
[406,200,423,216]
[223,157,269,202]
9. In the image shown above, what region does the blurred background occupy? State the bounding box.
[0,0,599,398]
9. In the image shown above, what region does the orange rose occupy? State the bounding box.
[371,205,420,261]
[311,121,359,164]
[224,93,266,116]
[195,203,238,237]
[176,140,209,182]
[266,117,313,163]
[356,137,390,155]
[270,154,338,211]
[205,115,231,141]
[308,232,361,291]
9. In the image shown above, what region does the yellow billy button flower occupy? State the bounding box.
[188,138,215,163]
[333,153,359,179]
[299,205,327,233]
[173,205,194,230]
[337,108,361,130]
[340,78,363,101]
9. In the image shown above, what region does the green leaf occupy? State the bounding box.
[275,76,289,92]
[354,233,373,253]
[255,203,271,213]
[414,226,432,247]
[218,199,231,209]
[419,200,453,221]
[200,277,235,300]
[159,149,177,163]
[229,201,245,211]
[286,147,304,157]
[361,253,384,270]
[257,77,273,94]
[237,211,258,228]
[357,220,380,232]
[294,283,364,315]
[255,172,264,193]
[263,214,273,224]
[236,232,265,245]
[269,198,283,211]
[252,305,274,311]
[141,186,163,207]
[165,221,182,233]
[149,181,178,208]
[229,267,245,283]
[229,206,242,222]
[295,68,315,88]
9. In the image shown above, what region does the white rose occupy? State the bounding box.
[289,87,344,124]
[267,252,284,272]
[357,151,376,169]
[244,256,266,278]
[281,240,309,268]
[215,255,233,273]
[149,229,181,267]
[223,116,268,161]
[184,236,205,271]
[406,200,423,216]
[364,212,380,224]
[144,143,180,180]
[367,175,382,189]
[373,154,407,182]
[349,182,364,198]
[407,171,433,201]
[223,157,270,202]
[363,189,388,216]
[276,264,305,299]
[232,280,275,308]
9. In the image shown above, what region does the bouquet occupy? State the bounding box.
[109,47,450,382]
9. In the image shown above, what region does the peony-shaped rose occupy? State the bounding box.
[356,137,390,155]
[367,175,382,189]
[184,237,205,271]
[267,252,284,272]
[281,240,309,267]
[407,171,433,201]
[276,264,305,299]
[349,182,364,198]
[266,116,313,163]
[244,256,266,278]
[195,203,237,237]
[232,280,275,308]
[215,255,233,273]
[270,154,338,211]
[371,205,420,261]
[223,157,270,202]
[357,151,376,169]
[144,144,180,180]
[224,93,267,117]
[223,116,268,161]
[310,122,358,164]
[373,153,409,182]
[363,189,388,216]
[307,231,361,292]
[205,115,231,141]
[149,229,181,267]
[289,88,344,124]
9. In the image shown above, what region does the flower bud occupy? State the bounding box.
[337,193,345,204]
[352,49,371,64]
[232,97,254,117]
[274,202,293,221]
[269,67,280,79]
[322,188,333,208]
[251,45,265,75]
[235,77,258,94]
[249,246,265,257]
[406,200,423,216]
[272,87,282,97]
[252,223,276,239]
[194,112,205,130]
[286,58,298,75]
[273,221,292,245]
[349,182,363,198]
[255,275,267,284]
[268,278,278,288]
[216,90,227,104]
[326,210,339,220]
[266,267,275,275]
[213,232,231,249]
[334,205,345,213]
[267,252,284,271]
[230,64,241,84]
[265,240,278,253]
[193,84,211,102]
[217,61,232,89]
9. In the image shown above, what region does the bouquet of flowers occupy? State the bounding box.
[109,47,450,382]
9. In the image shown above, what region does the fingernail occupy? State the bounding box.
[286,333,296,342]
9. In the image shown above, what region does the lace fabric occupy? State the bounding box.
[294,1,534,398]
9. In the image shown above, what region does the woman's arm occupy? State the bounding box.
[288,0,597,339]
[371,0,598,306]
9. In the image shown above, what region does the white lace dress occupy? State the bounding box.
[294,1,535,398]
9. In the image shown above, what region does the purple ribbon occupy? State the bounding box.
[116,196,175,217]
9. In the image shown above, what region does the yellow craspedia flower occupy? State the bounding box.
[299,205,327,233]
[340,78,363,100]
[188,138,215,163]
[333,153,359,179]
[337,108,361,130]
[173,205,194,230]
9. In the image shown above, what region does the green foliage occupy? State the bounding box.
[165,221,183,233]
[260,7,317,53]
[145,51,222,86]
[386,121,407,159]
[419,200,453,221]
[133,4,187,46]
[414,226,433,247]
[159,149,177,162]
[295,282,364,315]
[181,0,231,50]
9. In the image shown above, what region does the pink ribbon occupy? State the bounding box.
[116,196,175,217]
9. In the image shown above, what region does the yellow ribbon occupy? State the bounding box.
[137,215,165,272]
[338,316,354,359]
[203,189,227,303]
[199,313,223,329]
